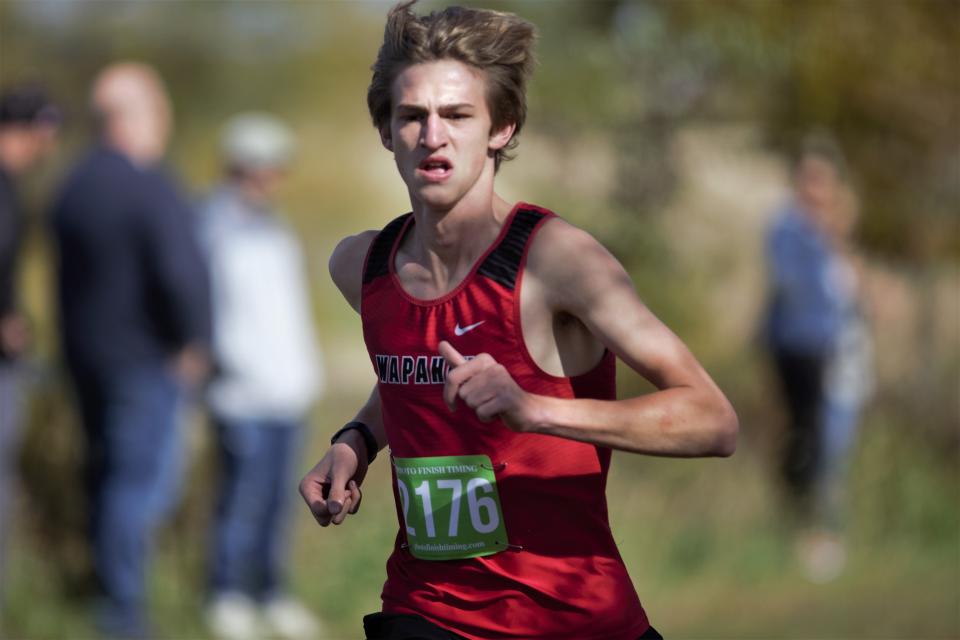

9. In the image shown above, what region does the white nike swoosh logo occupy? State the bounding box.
[454,321,485,336]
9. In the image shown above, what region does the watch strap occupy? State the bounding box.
[330,421,378,465]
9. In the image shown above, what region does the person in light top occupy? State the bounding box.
[200,112,325,640]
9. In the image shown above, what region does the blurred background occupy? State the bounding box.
[1,0,957,638]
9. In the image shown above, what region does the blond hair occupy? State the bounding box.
[367,0,537,170]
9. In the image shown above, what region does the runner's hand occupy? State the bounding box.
[439,340,540,432]
[299,431,368,527]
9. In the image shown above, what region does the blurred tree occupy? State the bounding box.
[508,0,960,262]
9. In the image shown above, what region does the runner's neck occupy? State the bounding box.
[405,193,514,283]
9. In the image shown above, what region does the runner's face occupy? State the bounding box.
[383,59,513,211]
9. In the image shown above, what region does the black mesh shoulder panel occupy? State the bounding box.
[477,208,548,290]
[363,213,412,284]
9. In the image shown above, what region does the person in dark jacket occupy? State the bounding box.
[50,62,210,639]
[0,82,59,619]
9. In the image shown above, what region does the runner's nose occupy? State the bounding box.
[421,113,447,149]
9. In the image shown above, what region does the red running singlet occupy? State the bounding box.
[361,203,650,640]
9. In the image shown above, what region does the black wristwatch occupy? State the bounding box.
[330,421,378,465]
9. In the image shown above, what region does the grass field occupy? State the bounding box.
[3,378,957,640]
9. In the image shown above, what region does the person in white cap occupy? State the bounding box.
[199,112,325,640]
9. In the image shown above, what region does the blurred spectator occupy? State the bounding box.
[199,113,324,640]
[764,133,872,581]
[805,183,873,579]
[0,82,60,616]
[49,62,211,638]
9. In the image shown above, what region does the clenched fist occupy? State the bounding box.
[439,340,543,432]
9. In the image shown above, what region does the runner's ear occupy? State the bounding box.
[380,125,393,152]
[488,121,516,152]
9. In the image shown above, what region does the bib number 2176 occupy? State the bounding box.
[393,454,509,561]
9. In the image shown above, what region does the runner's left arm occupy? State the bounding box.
[442,220,738,457]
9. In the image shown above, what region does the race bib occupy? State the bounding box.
[393,454,509,561]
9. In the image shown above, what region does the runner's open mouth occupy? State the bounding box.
[419,157,452,172]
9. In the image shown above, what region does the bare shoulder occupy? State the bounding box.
[329,230,378,313]
[527,216,620,271]
[526,216,631,312]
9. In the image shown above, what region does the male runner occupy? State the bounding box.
[300,3,738,639]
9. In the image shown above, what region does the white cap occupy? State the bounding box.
[221,112,294,170]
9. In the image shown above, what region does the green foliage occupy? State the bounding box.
[502,0,960,261]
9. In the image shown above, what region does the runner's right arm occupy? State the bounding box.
[300,231,386,527]
[300,384,384,525]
